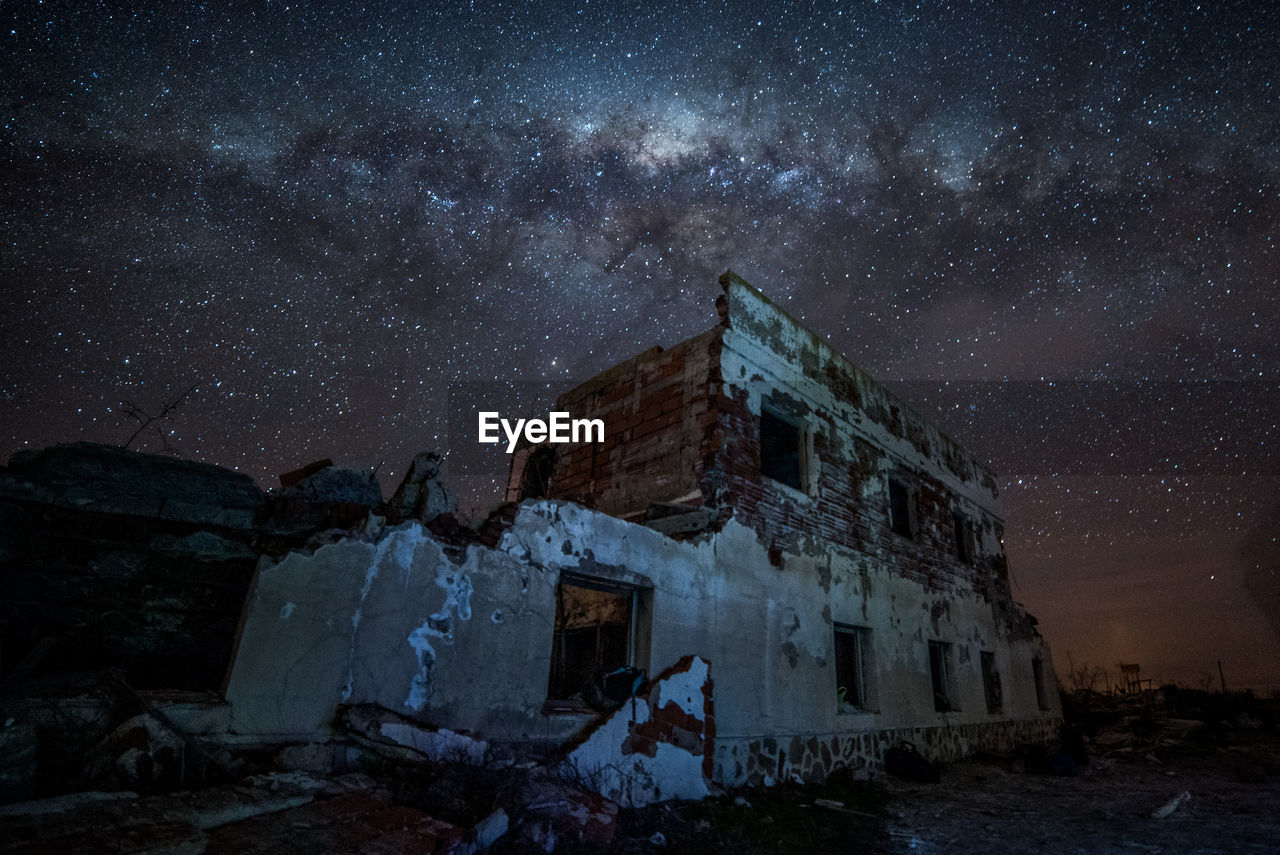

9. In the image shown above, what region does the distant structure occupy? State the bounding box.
[1118,663,1153,694]
[226,272,1061,802]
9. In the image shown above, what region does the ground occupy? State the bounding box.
[3,691,1278,853]
[591,692,1280,854]
[589,730,1280,854]
[873,729,1280,855]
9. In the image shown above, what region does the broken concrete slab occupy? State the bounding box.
[562,655,714,807]
[266,461,384,533]
[341,704,489,766]
[1150,789,1191,819]
[389,451,455,523]
[1,443,263,528]
[279,459,334,489]
[469,807,508,852]
[516,778,618,850]
[138,691,232,736]
[81,713,187,793]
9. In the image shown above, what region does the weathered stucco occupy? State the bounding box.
[227,499,1058,785]
[225,272,1060,795]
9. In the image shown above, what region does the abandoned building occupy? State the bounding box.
[220,271,1061,803]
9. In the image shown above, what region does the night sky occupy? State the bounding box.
[3,1,1276,692]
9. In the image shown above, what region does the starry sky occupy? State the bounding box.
[3,0,1277,692]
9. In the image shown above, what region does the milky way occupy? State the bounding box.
[2,0,1276,690]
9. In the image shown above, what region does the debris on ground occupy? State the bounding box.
[2,676,1278,852]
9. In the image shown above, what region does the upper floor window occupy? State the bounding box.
[1032,657,1050,710]
[887,476,915,538]
[520,446,556,499]
[760,408,806,492]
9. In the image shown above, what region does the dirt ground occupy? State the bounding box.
[875,730,1280,855]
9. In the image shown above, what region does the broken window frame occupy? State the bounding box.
[545,573,650,711]
[833,623,875,714]
[517,445,557,500]
[928,640,957,712]
[887,475,916,539]
[758,406,811,495]
[980,650,1003,713]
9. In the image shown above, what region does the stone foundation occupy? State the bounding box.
[718,716,1061,786]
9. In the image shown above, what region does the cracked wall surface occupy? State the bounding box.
[226,499,1058,785]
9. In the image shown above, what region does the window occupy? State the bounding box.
[547,576,644,706]
[888,477,915,538]
[519,446,556,499]
[1032,657,1049,710]
[760,408,804,491]
[929,641,956,712]
[981,651,1002,713]
[834,625,874,712]
[953,512,973,564]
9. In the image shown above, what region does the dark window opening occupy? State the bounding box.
[981,650,1002,713]
[929,641,955,712]
[888,478,914,538]
[760,409,803,490]
[953,512,973,564]
[519,446,556,499]
[547,577,633,704]
[834,625,872,712]
[1032,657,1049,710]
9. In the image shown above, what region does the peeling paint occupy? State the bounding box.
[226,274,1062,793]
[405,565,473,711]
[564,656,713,807]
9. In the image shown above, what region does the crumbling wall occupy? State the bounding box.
[531,329,724,518]
[0,444,268,689]
[707,272,1010,602]
[225,520,571,741]
[225,500,1060,788]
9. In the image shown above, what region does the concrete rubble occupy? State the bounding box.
[389,451,455,523]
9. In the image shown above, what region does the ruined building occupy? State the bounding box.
[224,272,1060,803]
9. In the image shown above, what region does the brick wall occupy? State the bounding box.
[543,329,724,518]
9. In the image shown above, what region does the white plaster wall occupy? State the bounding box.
[226,502,1059,773]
